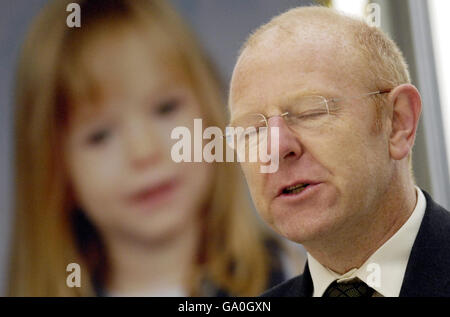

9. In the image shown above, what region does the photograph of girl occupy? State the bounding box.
[8,0,303,296]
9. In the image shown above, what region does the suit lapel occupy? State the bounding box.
[291,262,314,296]
[400,190,450,296]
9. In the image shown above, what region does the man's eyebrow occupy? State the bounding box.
[280,89,335,106]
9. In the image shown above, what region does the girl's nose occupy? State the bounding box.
[124,119,161,169]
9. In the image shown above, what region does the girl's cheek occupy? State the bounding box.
[68,136,122,187]
[90,140,126,179]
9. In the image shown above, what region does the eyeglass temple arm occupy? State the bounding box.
[372,89,392,95]
[330,88,393,103]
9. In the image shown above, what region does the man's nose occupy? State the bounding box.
[267,116,303,161]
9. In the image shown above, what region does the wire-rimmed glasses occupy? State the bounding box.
[226,89,392,151]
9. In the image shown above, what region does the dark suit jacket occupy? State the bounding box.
[261,190,450,297]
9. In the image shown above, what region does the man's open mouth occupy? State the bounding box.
[282,183,310,195]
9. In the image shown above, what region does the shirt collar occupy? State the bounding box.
[308,186,426,297]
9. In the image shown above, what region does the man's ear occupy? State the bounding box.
[388,84,422,161]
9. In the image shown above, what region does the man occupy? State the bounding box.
[228,6,450,297]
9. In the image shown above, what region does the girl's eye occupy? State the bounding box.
[155,98,180,116]
[86,128,111,146]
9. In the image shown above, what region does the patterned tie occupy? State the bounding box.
[323,279,375,297]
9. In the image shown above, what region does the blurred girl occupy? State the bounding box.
[9,0,302,296]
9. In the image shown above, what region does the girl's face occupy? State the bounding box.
[64,30,213,244]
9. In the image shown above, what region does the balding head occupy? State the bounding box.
[230,6,410,113]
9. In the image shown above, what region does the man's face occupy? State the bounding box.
[229,30,394,244]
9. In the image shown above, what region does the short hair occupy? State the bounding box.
[240,6,410,91]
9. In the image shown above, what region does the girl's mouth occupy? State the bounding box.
[129,179,179,210]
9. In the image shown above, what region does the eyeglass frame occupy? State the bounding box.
[228,89,393,129]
